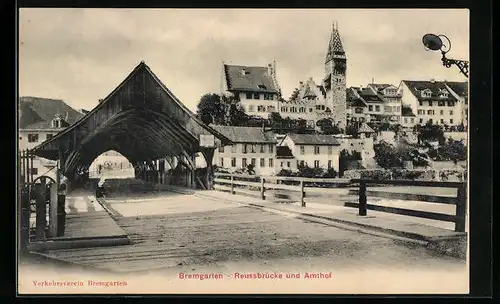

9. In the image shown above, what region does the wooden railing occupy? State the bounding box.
[213,172,351,207]
[345,179,467,233]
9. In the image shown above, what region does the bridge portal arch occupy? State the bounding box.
[31,61,232,190]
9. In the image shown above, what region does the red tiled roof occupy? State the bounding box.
[224,64,278,93]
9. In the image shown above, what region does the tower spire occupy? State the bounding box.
[326,21,345,63]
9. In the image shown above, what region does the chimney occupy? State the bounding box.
[268,63,273,75]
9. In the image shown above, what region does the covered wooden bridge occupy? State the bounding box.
[31,61,232,190]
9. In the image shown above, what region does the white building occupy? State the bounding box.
[210,125,278,176]
[18,97,85,181]
[221,62,281,119]
[398,79,467,127]
[277,133,342,172]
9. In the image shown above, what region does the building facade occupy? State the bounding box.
[398,79,466,127]
[18,97,85,181]
[277,133,342,171]
[222,62,281,119]
[210,125,278,176]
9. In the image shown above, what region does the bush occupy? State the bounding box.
[322,168,337,178]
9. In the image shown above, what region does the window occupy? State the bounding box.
[427,110,434,115]
[231,145,237,153]
[419,101,423,106]
[28,134,38,143]
[328,160,332,169]
[440,119,444,124]
[243,145,248,154]
[287,161,291,168]
[268,158,273,167]
[417,110,424,115]
[449,110,454,115]
[440,110,444,115]
[314,160,320,168]
[246,93,253,99]
[251,158,256,166]
[248,105,255,112]
[280,162,284,168]
[260,144,265,153]
[253,93,260,99]
[46,134,53,140]
[309,108,313,112]
[440,92,449,98]
[29,168,38,175]
[231,157,236,167]
[450,119,454,124]
[396,106,400,112]
[355,108,363,114]
[290,107,297,113]
[242,158,247,167]
[428,101,433,106]
[328,146,333,155]
[375,105,380,112]
[257,105,265,112]
[263,93,273,100]
[410,118,415,123]
[300,160,305,166]
[438,101,445,106]
[267,106,275,112]
[250,145,256,153]
[422,91,431,98]
[220,158,224,167]
[368,105,373,111]
[219,146,225,153]
[260,158,265,167]
[384,106,391,113]
[300,146,305,155]
[429,119,433,124]
[419,118,423,123]
[299,107,306,113]
[447,101,454,106]
[314,146,320,155]
[268,144,274,153]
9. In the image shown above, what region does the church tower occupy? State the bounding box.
[323,21,347,130]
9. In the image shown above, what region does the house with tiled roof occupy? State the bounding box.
[221,61,281,119]
[210,125,277,175]
[367,82,403,124]
[280,77,333,128]
[346,87,368,124]
[398,79,466,127]
[278,133,341,171]
[276,22,348,130]
[18,96,84,180]
[445,81,468,127]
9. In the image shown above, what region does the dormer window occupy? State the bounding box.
[241,69,247,76]
[258,85,267,90]
[421,89,432,98]
[52,117,61,128]
[439,89,449,98]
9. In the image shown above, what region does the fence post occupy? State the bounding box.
[455,183,467,232]
[359,179,367,216]
[20,186,30,252]
[261,177,265,200]
[49,183,58,238]
[230,175,234,194]
[34,183,47,240]
[300,180,305,207]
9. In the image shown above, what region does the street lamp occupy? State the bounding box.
[422,33,469,78]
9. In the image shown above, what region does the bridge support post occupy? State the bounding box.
[201,148,215,190]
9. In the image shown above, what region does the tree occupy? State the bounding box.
[373,141,402,169]
[345,123,359,138]
[437,139,467,163]
[317,118,342,135]
[222,95,249,126]
[417,122,445,145]
[196,93,226,125]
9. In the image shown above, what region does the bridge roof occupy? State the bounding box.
[31,61,232,174]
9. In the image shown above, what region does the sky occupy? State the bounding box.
[18,9,469,113]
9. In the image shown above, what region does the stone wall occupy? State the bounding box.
[344,168,467,181]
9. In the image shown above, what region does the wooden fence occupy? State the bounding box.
[345,179,467,232]
[213,172,351,207]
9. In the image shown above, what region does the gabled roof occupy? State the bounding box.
[303,85,317,98]
[210,125,276,144]
[358,123,375,134]
[401,80,459,102]
[19,97,84,129]
[445,81,468,104]
[402,107,416,117]
[367,83,394,91]
[357,88,384,103]
[285,133,341,146]
[346,88,367,107]
[223,64,278,93]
